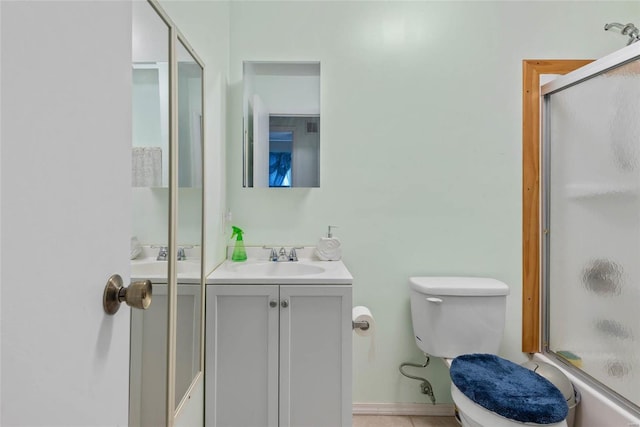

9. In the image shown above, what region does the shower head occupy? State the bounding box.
[604,22,624,31]
[604,22,640,45]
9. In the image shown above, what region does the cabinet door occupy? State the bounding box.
[279,285,352,427]
[206,285,279,427]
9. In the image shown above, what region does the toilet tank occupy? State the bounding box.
[409,277,509,358]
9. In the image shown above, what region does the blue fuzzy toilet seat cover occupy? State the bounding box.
[450,354,569,424]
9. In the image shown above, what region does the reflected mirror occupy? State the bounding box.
[243,61,320,188]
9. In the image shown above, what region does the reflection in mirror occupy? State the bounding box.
[129,1,169,426]
[178,47,203,189]
[243,61,320,188]
[132,0,169,188]
[176,38,203,411]
[131,21,202,189]
[132,63,168,187]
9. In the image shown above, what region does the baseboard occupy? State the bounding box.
[352,402,455,416]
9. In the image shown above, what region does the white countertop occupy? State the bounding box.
[207,246,353,285]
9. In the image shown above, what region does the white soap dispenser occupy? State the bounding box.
[316,225,342,261]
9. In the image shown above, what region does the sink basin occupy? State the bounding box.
[131,259,200,281]
[229,261,325,277]
[208,250,353,285]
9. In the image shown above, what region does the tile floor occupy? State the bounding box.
[352,415,459,427]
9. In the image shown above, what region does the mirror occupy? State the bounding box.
[243,61,320,188]
[132,22,202,188]
[130,1,169,426]
[175,37,204,411]
[130,1,206,425]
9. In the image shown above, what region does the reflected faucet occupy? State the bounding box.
[152,245,191,261]
[154,246,168,261]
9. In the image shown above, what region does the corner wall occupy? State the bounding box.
[227,1,640,405]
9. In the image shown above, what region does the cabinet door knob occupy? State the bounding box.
[269,300,278,308]
[281,299,289,308]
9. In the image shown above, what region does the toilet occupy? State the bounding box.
[409,277,569,427]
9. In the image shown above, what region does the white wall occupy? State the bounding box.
[227,1,640,405]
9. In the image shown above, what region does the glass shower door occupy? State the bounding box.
[543,45,640,410]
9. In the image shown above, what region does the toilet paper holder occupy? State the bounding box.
[352,320,370,331]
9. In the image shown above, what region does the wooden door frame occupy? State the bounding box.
[521,59,593,353]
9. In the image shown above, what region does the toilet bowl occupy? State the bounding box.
[450,354,568,427]
[451,383,567,427]
[409,277,570,427]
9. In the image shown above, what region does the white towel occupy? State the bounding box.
[130,236,142,260]
[132,147,162,187]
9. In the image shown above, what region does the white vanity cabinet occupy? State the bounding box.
[205,283,352,427]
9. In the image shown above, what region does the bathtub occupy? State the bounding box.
[533,354,640,427]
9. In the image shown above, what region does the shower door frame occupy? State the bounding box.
[521,59,592,354]
[539,42,640,414]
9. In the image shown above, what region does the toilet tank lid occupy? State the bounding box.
[409,277,509,296]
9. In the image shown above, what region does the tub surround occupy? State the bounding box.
[533,354,640,427]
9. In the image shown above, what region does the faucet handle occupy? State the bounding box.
[151,245,168,261]
[262,246,278,262]
[177,245,194,261]
[288,247,303,262]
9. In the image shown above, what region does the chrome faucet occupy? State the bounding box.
[277,247,289,262]
[263,246,303,262]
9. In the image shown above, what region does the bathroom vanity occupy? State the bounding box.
[206,250,353,427]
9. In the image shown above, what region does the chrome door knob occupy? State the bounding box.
[103,274,152,315]
[281,299,289,308]
[269,300,278,308]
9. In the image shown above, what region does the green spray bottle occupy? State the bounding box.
[231,226,248,262]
